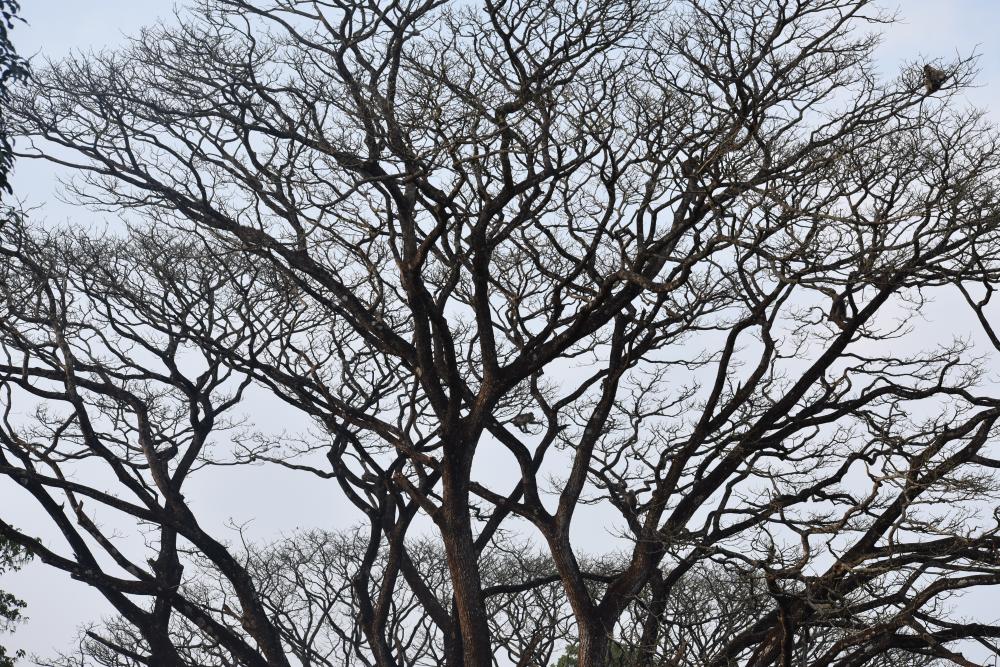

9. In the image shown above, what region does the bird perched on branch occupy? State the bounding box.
[510,411,539,433]
[923,64,948,94]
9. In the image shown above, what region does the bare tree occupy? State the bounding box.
[43,530,579,667]
[48,531,938,667]
[4,0,1000,665]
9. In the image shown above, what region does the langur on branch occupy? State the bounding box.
[828,293,848,330]
[680,156,699,178]
[510,411,539,433]
[923,64,948,94]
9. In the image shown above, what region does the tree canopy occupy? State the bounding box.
[3,0,1000,665]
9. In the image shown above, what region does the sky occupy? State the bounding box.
[4,0,1000,662]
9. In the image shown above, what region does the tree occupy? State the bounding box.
[0,3,29,665]
[3,0,1000,665]
[50,532,937,667]
[0,537,28,667]
[47,530,581,667]
[0,0,27,192]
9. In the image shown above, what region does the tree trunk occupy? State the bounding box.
[144,633,186,667]
[444,608,466,667]
[576,626,611,667]
[440,467,493,667]
[636,572,667,661]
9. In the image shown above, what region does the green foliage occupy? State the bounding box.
[0,0,27,97]
[0,0,28,649]
[0,1,27,646]
[0,0,28,193]
[0,537,28,667]
[555,640,639,667]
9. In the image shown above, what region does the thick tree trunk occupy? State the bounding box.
[444,608,466,667]
[440,467,493,667]
[545,528,617,667]
[636,572,667,661]
[144,633,186,667]
[576,626,611,667]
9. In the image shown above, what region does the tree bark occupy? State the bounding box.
[440,459,493,667]
[576,625,611,667]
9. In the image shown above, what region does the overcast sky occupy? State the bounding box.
[4,0,1000,662]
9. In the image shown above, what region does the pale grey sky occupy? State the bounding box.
[3,0,1000,662]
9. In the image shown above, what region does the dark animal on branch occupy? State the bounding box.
[511,412,539,434]
[828,293,849,330]
[923,64,948,94]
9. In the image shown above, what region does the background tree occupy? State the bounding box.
[0,0,27,192]
[50,532,937,667]
[4,0,1000,666]
[45,531,581,667]
[0,2,30,664]
[0,537,28,667]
